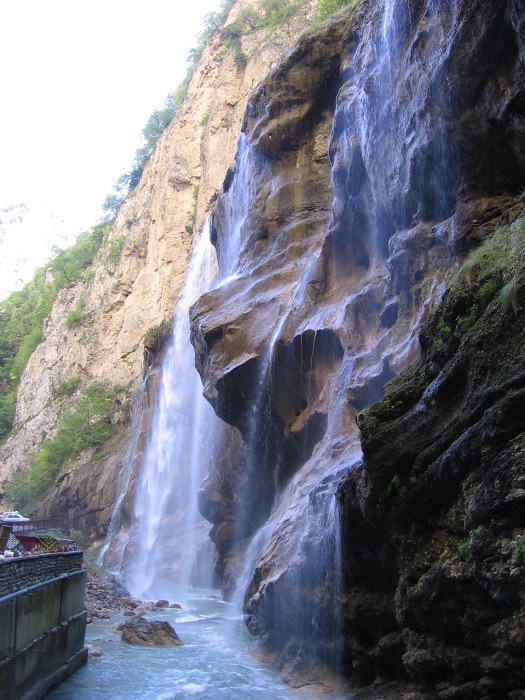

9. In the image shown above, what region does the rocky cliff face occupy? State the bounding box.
[0,0,318,539]
[191,0,525,694]
[3,0,525,695]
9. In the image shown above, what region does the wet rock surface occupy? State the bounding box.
[84,573,140,622]
[84,572,183,623]
[120,617,183,647]
[190,0,525,695]
[340,255,525,695]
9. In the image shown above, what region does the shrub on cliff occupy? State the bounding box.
[317,0,363,22]
[5,383,126,510]
[258,0,303,29]
[455,215,525,314]
[104,0,237,215]
[0,224,108,441]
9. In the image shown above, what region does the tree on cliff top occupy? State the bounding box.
[103,0,238,220]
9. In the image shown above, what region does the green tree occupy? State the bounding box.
[259,0,303,30]
[0,224,106,441]
[49,224,106,285]
[5,383,124,509]
[317,0,363,22]
[100,0,238,217]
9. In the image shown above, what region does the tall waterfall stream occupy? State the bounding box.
[48,0,475,693]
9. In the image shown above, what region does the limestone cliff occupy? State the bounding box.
[0,0,319,539]
[3,0,525,695]
[190,0,525,695]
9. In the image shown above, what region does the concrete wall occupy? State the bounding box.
[0,553,87,699]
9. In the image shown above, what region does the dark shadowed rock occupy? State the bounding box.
[121,617,183,647]
[189,0,525,694]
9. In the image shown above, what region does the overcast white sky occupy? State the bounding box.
[0,0,222,299]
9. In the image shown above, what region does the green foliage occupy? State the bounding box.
[379,473,401,503]
[476,280,498,305]
[10,328,43,378]
[65,297,86,329]
[102,193,125,221]
[101,0,237,218]
[513,534,525,562]
[233,6,260,31]
[455,216,525,310]
[367,395,406,422]
[447,216,525,340]
[458,527,486,563]
[234,46,248,69]
[437,319,452,338]
[217,6,260,68]
[49,224,106,286]
[317,0,363,23]
[5,384,123,510]
[458,540,472,563]
[500,279,519,314]
[0,393,15,439]
[258,0,303,29]
[52,377,82,400]
[0,224,106,441]
[458,304,479,332]
[109,91,181,205]
[143,320,173,348]
[104,235,126,270]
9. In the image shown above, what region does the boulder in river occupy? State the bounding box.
[121,617,183,647]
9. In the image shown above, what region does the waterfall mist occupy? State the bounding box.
[94,0,525,689]
[196,0,468,679]
[106,224,221,599]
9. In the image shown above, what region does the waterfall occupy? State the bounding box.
[215,134,254,282]
[229,0,463,678]
[99,0,469,680]
[98,379,148,571]
[123,224,219,599]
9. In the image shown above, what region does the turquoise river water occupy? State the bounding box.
[47,585,329,700]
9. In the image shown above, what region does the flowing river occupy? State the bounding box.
[47,585,322,700]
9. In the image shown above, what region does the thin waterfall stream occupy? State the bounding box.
[46,0,483,693]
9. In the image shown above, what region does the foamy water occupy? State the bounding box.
[47,586,310,700]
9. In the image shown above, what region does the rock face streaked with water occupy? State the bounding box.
[0,0,320,540]
[3,0,525,696]
[190,0,525,693]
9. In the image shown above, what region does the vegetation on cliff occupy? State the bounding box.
[5,383,128,510]
[103,0,238,218]
[347,202,525,691]
[0,223,109,440]
[316,0,363,22]
[102,0,364,218]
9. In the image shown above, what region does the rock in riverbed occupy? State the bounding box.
[121,617,183,647]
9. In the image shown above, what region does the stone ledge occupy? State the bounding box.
[0,552,83,597]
